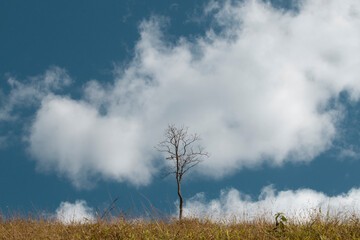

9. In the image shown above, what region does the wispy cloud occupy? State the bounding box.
[183,185,360,222]
[0,66,71,121]
[0,135,7,149]
[23,0,360,188]
[338,145,360,160]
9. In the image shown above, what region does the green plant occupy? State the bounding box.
[273,212,288,232]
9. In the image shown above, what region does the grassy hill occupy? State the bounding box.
[1,213,360,239]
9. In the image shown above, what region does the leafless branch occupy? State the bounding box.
[155,124,209,220]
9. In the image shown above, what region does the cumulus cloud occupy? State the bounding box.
[28,0,360,187]
[29,96,154,188]
[55,200,95,224]
[183,186,360,222]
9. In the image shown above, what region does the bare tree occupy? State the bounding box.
[156,124,209,220]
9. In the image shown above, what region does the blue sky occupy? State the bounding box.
[2,0,360,221]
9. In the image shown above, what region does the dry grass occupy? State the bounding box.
[1,213,360,239]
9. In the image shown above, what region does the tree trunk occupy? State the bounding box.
[177,180,183,221]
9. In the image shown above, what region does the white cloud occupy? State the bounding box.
[183,185,360,222]
[28,0,360,187]
[0,66,71,121]
[338,146,360,160]
[55,200,95,224]
[29,95,155,188]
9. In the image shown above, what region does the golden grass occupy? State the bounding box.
[1,214,360,239]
